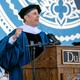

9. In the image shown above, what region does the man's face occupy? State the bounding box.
[25,9,40,27]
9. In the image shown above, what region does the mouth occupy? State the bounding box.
[35,19,39,22]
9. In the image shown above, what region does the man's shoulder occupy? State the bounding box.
[40,31,46,35]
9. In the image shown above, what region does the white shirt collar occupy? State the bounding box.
[19,24,41,34]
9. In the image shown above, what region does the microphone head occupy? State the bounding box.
[47,33,61,45]
[72,42,80,46]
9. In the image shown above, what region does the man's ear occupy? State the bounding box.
[24,15,26,19]
[24,15,29,21]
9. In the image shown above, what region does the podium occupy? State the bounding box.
[22,45,80,80]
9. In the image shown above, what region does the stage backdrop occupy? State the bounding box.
[0,0,80,45]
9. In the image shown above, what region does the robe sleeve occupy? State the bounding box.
[0,36,9,57]
[0,30,24,71]
[5,38,25,70]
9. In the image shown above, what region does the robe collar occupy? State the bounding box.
[19,24,41,34]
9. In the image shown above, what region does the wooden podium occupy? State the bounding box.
[22,45,80,80]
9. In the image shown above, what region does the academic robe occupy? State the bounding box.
[0,29,49,80]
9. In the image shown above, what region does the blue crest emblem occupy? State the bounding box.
[0,0,80,45]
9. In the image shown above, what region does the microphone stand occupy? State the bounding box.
[26,42,49,80]
[30,44,35,80]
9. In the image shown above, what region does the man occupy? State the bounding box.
[0,4,49,80]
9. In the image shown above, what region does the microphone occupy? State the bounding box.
[47,33,61,45]
[72,42,80,46]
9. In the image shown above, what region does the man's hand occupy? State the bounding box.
[13,28,23,40]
